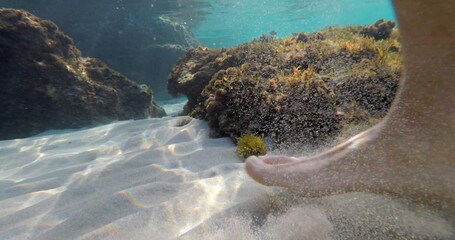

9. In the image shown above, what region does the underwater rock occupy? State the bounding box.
[168,42,282,116]
[359,19,396,40]
[0,9,165,140]
[167,46,228,114]
[0,0,200,100]
[168,21,402,147]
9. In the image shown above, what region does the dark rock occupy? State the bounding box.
[167,47,230,114]
[295,32,309,43]
[168,22,402,148]
[202,67,340,147]
[168,43,282,115]
[0,0,201,99]
[359,19,396,40]
[0,9,165,140]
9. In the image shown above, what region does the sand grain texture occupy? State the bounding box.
[0,117,453,239]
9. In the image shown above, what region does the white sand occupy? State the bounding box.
[0,117,453,240]
[157,97,188,117]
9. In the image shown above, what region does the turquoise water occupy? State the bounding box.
[192,0,396,47]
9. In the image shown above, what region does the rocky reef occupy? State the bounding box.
[0,9,165,140]
[0,0,201,99]
[168,20,401,148]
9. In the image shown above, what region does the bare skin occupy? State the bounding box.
[245,0,455,213]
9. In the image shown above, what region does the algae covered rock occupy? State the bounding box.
[0,9,165,140]
[359,19,396,40]
[0,0,200,99]
[168,20,402,147]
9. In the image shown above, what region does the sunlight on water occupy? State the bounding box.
[193,0,396,47]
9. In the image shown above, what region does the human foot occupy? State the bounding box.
[245,122,385,197]
[245,118,454,214]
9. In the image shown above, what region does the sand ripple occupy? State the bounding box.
[0,117,453,239]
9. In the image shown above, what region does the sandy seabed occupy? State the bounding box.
[0,117,453,240]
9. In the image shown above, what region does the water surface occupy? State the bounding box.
[191,0,396,47]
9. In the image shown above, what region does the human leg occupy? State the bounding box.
[245,0,455,210]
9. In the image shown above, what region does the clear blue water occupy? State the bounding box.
[0,0,396,49]
[191,0,396,47]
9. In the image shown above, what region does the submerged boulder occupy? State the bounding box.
[0,9,165,140]
[359,19,396,40]
[0,0,200,99]
[168,20,402,148]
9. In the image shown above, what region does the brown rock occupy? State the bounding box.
[0,9,165,140]
[167,22,402,148]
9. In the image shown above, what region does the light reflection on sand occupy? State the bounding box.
[0,117,453,239]
[0,117,254,239]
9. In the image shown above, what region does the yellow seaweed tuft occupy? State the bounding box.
[340,41,360,53]
[236,134,267,159]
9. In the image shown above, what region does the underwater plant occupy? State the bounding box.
[236,134,267,159]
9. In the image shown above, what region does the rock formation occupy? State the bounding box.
[0,0,201,99]
[0,9,165,140]
[168,21,401,148]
